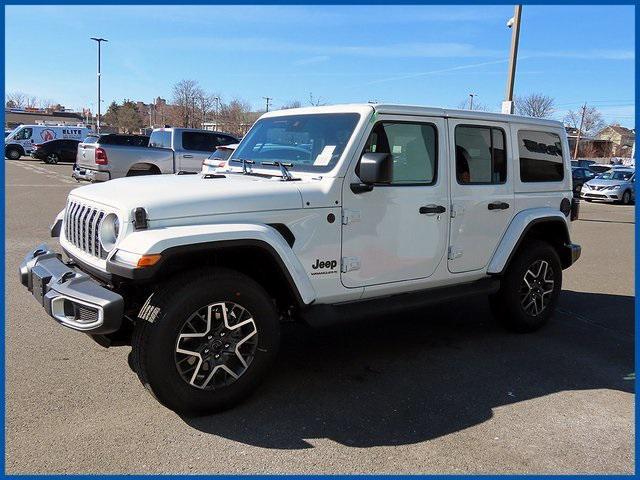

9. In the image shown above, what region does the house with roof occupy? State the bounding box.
[597,124,635,157]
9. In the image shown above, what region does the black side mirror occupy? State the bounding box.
[351,153,392,193]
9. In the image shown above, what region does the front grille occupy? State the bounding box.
[64,200,107,259]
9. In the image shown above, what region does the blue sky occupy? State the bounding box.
[5,5,636,127]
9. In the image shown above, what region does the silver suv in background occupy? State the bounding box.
[72,128,239,182]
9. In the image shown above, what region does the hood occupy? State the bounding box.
[69,173,304,220]
[585,178,629,187]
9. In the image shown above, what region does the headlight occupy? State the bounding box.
[99,213,120,252]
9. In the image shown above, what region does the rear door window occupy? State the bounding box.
[182,131,219,152]
[518,130,564,182]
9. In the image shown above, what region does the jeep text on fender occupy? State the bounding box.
[19,104,581,414]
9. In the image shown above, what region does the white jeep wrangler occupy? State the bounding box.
[20,104,581,414]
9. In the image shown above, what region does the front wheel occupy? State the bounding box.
[5,147,21,160]
[131,268,280,414]
[621,190,631,205]
[490,240,562,333]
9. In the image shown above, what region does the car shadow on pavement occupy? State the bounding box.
[183,290,634,449]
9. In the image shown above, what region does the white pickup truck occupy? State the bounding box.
[20,104,581,414]
[72,128,239,182]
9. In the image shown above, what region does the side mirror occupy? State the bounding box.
[359,152,392,183]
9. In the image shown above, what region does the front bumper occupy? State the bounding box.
[565,243,582,266]
[19,244,124,334]
[581,189,621,202]
[72,164,110,182]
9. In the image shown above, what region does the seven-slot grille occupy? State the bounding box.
[64,200,107,259]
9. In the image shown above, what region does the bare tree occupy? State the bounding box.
[514,93,555,118]
[172,79,204,128]
[281,100,302,110]
[564,106,605,137]
[6,92,28,109]
[457,98,488,111]
[308,92,327,107]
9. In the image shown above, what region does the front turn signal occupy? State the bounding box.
[137,254,162,268]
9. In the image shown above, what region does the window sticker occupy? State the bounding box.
[314,145,336,166]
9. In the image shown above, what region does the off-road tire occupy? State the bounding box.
[490,240,562,333]
[5,147,21,160]
[131,268,280,414]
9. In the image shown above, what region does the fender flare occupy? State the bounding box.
[487,208,570,275]
[107,223,316,305]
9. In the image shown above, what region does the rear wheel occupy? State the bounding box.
[45,153,59,164]
[127,165,160,177]
[131,268,280,414]
[490,240,562,333]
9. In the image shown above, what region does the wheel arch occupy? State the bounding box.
[128,163,161,175]
[488,208,574,275]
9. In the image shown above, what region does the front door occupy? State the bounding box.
[341,116,449,288]
[448,119,514,273]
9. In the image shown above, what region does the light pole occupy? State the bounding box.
[90,37,108,132]
[502,5,522,114]
[468,93,476,110]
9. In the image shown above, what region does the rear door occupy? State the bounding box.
[178,131,220,171]
[448,119,514,273]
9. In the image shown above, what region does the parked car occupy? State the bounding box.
[20,104,581,414]
[72,128,238,182]
[5,124,90,159]
[31,139,82,164]
[588,164,612,174]
[571,167,596,197]
[201,144,237,175]
[580,168,635,204]
[571,159,596,169]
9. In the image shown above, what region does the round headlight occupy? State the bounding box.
[99,213,120,252]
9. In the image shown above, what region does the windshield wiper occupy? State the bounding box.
[229,158,255,175]
[260,161,294,181]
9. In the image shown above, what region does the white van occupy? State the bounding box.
[5,124,91,159]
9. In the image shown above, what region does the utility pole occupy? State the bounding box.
[468,93,476,110]
[90,37,108,133]
[263,96,272,112]
[573,102,587,159]
[502,5,522,114]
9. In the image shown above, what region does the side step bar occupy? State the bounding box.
[301,278,500,328]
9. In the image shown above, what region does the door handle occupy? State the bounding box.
[488,201,510,210]
[182,154,194,158]
[419,205,446,214]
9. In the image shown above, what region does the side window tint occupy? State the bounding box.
[362,122,437,185]
[183,132,219,152]
[518,130,564,182]
[455,125,506,184]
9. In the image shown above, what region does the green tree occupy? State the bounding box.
[103,101,120,127]
[118,100,143,133]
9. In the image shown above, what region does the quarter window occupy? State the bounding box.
[362,122,437,185]
[455,125,507,184]
[518,130,564,182]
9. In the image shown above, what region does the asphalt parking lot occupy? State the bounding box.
[4,158,635,474]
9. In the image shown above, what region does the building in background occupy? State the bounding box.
[596,124,635,157]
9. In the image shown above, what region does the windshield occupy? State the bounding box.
[597,170,634,181]
[231,113,361,172]
[208,147,235,161]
